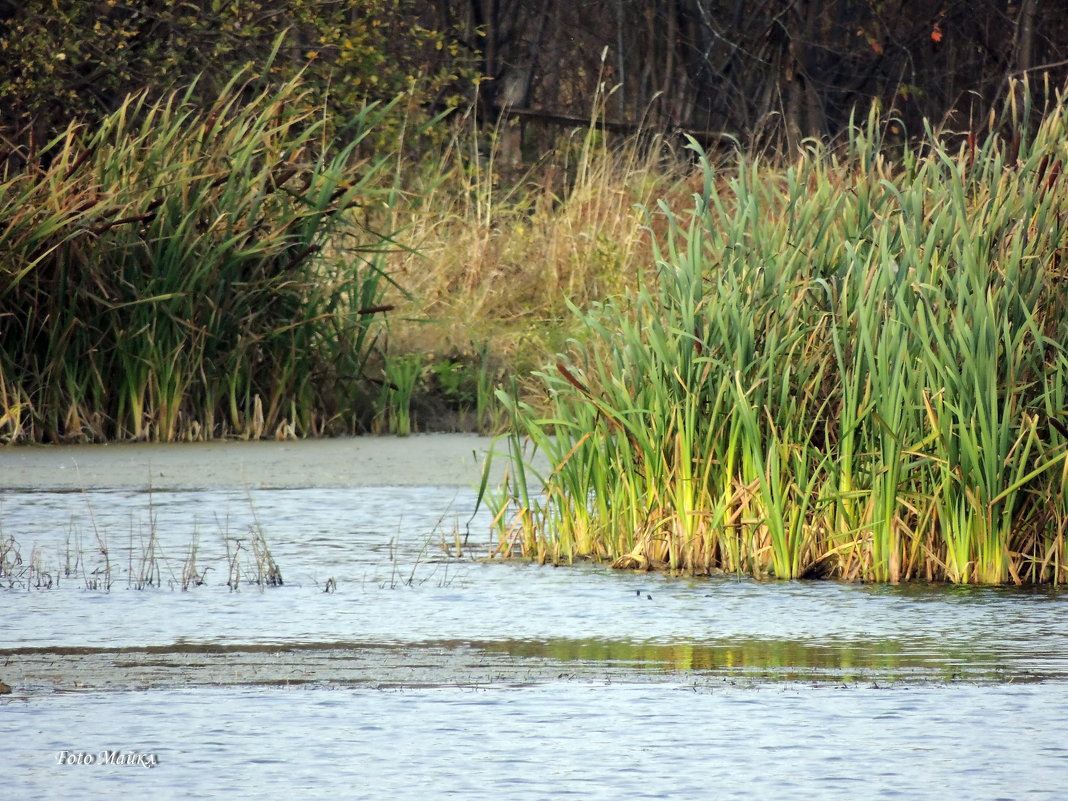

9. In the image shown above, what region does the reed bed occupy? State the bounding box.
[0,73,396,443]
[492,84,1068,585]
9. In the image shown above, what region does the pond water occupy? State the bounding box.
[3,438,1067,799]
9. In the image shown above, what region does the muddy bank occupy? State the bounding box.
[0,640,976,695]
[0,434,542,491]
[0,642,685,694]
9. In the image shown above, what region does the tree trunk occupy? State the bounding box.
[1015,0,1037,74]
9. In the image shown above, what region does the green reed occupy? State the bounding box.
[375,354,422,436]
[0,71,397,442]
[493,81,1068,584]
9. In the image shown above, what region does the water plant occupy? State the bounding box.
[421,343,505,433]
[0,69,398,443]
[1,493,281,592]
[491,81,1068,585]
[375,353,423,435]
[229,489,284,589]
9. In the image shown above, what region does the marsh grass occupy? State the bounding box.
[374,353,422,435]
[405,344,506,432]
[2,61,695,439]
[381,521,467,591]
[492,80,1068,585]
[1,495,282,592]
[180,529,208,590]
[129,525,162,591]
[224,493,284,590]
[84,516,113,591]
[0,70,399,443]
[380,101,692,418]
[0,535,53,589]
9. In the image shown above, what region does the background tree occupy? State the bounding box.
[0,1,475,150]
[3,1,1066,156]
[434,1,1068,153]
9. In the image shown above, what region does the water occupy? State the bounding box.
[9,683,1066,800]
[3,451,1068,799]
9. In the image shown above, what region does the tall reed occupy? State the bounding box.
[493,81,1068,584]
[0,72,396,442]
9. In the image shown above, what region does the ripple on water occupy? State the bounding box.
[6,682,1068,800]
[3,483,1068,799]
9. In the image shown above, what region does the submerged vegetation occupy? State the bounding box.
[0,509,282,592]
[491,84,1068,586]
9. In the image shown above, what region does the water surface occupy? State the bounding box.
[2,438,1066,798]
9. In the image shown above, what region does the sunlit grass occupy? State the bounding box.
[1,69,698,440]
[492,81,1068,585]
[380,101,692,409]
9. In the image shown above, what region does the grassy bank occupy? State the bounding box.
[10,68,1068,586]
[0,72,688,442]
[490,86,1068,585]
[376,104,690,433]
[1,73,398,443]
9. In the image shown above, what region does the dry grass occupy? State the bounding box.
[380,112,696,407]
[2,66,700,438]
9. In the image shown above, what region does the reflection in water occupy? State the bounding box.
[1,485,1067,683]
[1,633,1052,692]
[3,481,1068,800]
[483,635,1052,683]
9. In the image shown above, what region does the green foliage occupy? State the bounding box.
[425,345,505,432]
[0,1,476,145]
[0,71,398,442]
[375,354,423,436]
[492,86,1068,585]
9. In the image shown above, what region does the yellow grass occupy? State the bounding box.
[381,116,695,401]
